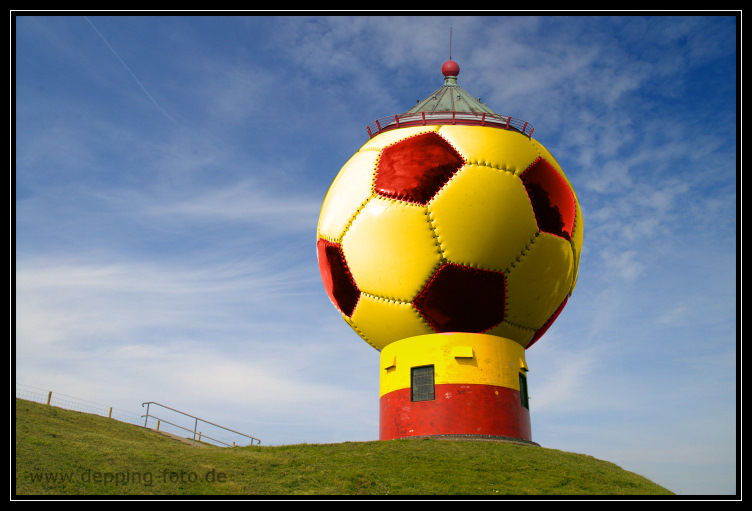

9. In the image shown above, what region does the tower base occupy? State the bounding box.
[400,434,540,447]
[379,333,532,443]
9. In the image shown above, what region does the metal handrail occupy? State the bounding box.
[145,414,235,447]
[141,401,260,446]
[366,110,534,139]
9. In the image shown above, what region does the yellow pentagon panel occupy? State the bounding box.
[317,150,379,242]
[429,163,538,272]
[342,196,441,302]
[437,125,540,175]
[349,294,433,350]
[569,200,584,294]
[485,321,535,349]
[359,125,441,152]
[504,232,574,330]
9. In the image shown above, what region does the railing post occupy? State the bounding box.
[394,115,400,128]
[481,112,486,126]
[193,418,198,446]
[505,116,510,129]
[46,391,52,405]
[108,407,112,419]
[143,402,150,427]
[422,112,426,125]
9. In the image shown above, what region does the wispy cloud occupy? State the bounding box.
[15,254,316,354]
[140,179,321,231]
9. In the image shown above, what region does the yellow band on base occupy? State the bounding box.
[379,332,528,397]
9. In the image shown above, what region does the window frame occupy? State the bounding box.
[410,365,436,402]
[518,371,529,409]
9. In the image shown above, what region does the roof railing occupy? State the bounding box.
[366,111,534,139]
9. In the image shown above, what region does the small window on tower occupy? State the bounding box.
[519,372,529,410]
[411,365,435,402]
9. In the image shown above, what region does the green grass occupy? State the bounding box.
[14,398,673,496]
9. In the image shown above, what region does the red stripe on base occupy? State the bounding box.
[380,383,531,442]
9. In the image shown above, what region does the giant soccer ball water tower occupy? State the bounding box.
[316,58,583,443]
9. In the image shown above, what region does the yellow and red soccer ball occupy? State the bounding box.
[316,125,583,351]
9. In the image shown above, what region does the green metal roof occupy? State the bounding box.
[401,61,499,117]
[365,59,534,139]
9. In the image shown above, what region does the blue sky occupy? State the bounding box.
[14,15,737,496]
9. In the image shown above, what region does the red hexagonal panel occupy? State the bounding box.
[316,238,360,317]
[520,157,576,240]
[412,263,506,333]
[375,132,465,205]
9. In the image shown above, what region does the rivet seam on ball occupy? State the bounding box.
[571,201,582,243]
[316,232,338,244]
[338,197,372,244]
[504,232,541,274]
[377,128,442,152]
[435,133,463,159]
[479,320,504,334]
[425,208,447,263]
[466,160,519,177]
[367,149,381,200]
[500,319,538,334]
[345,315,379,350]
[360,291,413,306]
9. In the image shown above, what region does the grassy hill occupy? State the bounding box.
[14,398,673,496]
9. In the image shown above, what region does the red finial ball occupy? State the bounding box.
[442,59,460,77]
